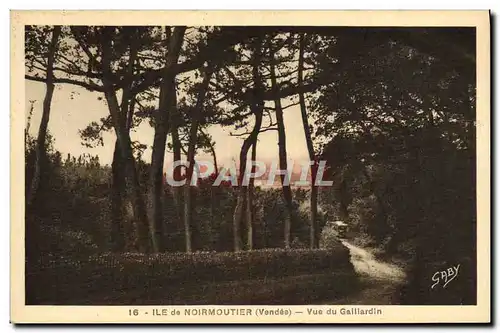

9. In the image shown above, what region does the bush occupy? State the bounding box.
[319,225,345,249]
[40,225,99,256]
[27,246,355,305]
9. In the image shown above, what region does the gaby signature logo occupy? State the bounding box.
[431,264,460,289]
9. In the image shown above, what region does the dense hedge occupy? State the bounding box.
[27,245,355,305]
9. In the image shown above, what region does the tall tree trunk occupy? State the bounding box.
[117,34,142,251]
[209,183,216,250]
[184,68,213,253]
[165,56,184,245]
[245,140,257,250]
[233,39,263,252]
[110,48,141,252]
[105,90,150,251]
[100,27,150,252]
[233,111,263,252]
[149,26,186,253]
[202,129,217,250]
[269,49,294,249]
[110,140,126,251]
[297,33,319,249]
[233,146,249,252]
[309,183,319,247]
[26,26,61,208]
[170,80,184,236]
[183,185,193,253]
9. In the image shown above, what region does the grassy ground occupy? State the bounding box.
[36,271,359,305]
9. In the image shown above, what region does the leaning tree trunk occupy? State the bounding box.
[149,26,186,253]
[297,33,319,248]
[100,27,150,252]
[25,26,61,270]
[114,31,143,252]
[269,51,294,249]
[233,38,263,252]
[26,25,61,209]
[110,84,141,251]
[233,110,263,252]
[105,90,150,252]
[184,68,213,253]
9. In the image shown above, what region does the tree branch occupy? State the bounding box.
[25,74,104,92]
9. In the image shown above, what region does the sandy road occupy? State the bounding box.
[342,240,406,283]
[327,240,406,305]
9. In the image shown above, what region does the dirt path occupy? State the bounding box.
[328,240,407,305]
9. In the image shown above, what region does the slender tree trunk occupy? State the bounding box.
[100,27,150,252]
[310,184,319,247]
[245,140,257,250]
[209,185,216,250]
[149,84,170,252]
[203,130,217,250]
[27,26,61,208]
[233,147,249,252]
[297,33,319,249]
[149,27,186,253]
[184,68,213,253]
[183,184,193,253]
[167,51,183,239]
[269,49,294,249]
[170,86,184,234]
[233,38,263,252]
[233,112,263,252]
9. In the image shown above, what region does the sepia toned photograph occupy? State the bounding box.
[11,10,490,324]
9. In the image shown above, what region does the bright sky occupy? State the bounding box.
[25,80,311,172]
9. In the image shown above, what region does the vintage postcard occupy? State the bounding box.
[10,10,490,324]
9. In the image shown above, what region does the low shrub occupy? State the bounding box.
[319,225,345,249]
[27,245,355,305]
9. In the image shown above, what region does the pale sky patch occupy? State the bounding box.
[25,80,311,171]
